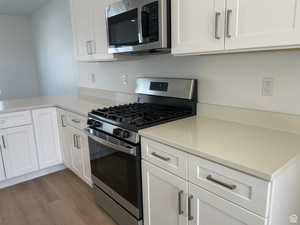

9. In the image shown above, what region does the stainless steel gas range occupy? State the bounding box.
[84,78,198,225]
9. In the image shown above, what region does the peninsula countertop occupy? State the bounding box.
[0,94,131,116]
[139,116,300,181]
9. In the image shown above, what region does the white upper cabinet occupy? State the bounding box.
[172,0,300,55]
[70,0,116,61]
[225,0,300,50]
[142,161,188,225]
[0,125,38,179]
[32,108,62,169]
[172,0,226,55]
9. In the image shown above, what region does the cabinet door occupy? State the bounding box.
[57,110,72,168]
[1,125,38,179]
[188,183,267,225]
[142,161,188,225]
[70,0,94,61]
[32,108,62,169]
[91,0,115,61]
[172,0,226,55]
[68,126,83,177]
[0,150,6,181]
[225,0,300,50]
[75,130,92,185]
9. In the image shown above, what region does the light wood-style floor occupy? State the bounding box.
[0,169,117,225]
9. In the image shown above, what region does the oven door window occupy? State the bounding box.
[108,8,139,47]
[89,135,141,209]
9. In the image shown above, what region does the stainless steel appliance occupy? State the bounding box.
[106,0,171,54]
[85,78,197,225]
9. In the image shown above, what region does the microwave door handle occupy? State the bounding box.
[138,7,144,44]
[84,128,137,156]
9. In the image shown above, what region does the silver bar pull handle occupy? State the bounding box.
[226,9,233,38]
[188,195,194,221]
[178,190,184,215]
[2,136,6,149]
[71,119,81,124]
[73,134,77,148]
[151,152,171,161]
[206,175,237,190]
[76,135,81,149]
[215,12,221,39]
[61,115,67,127]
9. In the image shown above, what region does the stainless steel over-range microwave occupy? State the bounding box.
[106,0,171,54]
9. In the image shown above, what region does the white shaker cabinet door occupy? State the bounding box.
[188,183,267,225]
[0,125,38,179]
[142,161,188,225]
[70,0,94,61]
[172,0,226,55]
[225,0,300,50]
[32,108,62,169]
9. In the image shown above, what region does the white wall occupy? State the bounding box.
[0,15,40,100]
[78,50,300,115]
[31,0,78,96]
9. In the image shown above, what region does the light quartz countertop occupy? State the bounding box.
[139,116,300,181]
[0,94,130,116]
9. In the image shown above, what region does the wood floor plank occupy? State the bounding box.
[0,169,117,225]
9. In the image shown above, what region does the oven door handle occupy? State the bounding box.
[84,128,137,156]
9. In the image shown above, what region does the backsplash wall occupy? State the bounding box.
[78,50,300,115]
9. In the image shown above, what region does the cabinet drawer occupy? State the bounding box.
[188,155,271,217]
[141,138,188,179]
[67,112,86,130]
[0,111,32,129]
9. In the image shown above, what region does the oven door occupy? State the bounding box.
[85,128,142,219]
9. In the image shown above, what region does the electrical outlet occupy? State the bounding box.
[91,73,96,84]
[262,77,274,96]
[0,89,2,96]
[122,74,128,85]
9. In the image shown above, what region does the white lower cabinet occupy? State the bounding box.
[189,184,266,225]
[32,108,62,169]
[68,126,92,185]
[142,159,267,225]
[0,125,38,179]
[142,161,188,225]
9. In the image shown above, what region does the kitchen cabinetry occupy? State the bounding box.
[0,153,4,181]
[58,110,92,185]
[172,0,300,55]
[70,0,116,61]
[142,161,188,225]
[57,110,72,168]
[141,137,275,225]
[0,125,38,179]
[32,108,62,169]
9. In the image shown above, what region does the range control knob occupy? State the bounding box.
[87,119,95,126]
[93,121,103,127]
[113,129,131,139]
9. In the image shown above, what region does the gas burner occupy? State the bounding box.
[90,103,192,130]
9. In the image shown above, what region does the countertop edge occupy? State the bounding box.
[139,131,273,181]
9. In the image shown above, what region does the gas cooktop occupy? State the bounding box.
[89,103,193,131]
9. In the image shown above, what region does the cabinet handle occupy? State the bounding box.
[188,195,194,221]
[151,152,171,161]
[61,115,67,127]
[226,9,233,38]
[178,190,184,215]
[73,134,77,148]
[71,119,81,124]
[215,12,221,39]
[206,175,237,190]
[76,135,81,149]
[2,136,6,149]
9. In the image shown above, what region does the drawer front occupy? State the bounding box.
[141,138,188,179]
[0,111,32,129]
[67,112,86,130]
[188,155,271,217]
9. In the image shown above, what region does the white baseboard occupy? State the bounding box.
[0,164,66,189]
